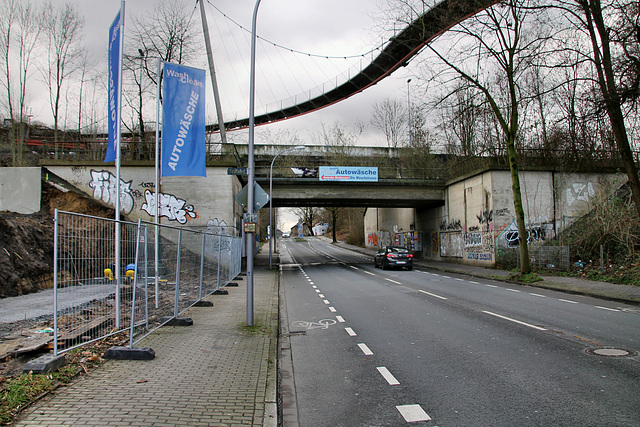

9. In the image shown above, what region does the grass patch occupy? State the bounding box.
[0,332,127,425]
[241,323,272,336]
[509,272,543,283]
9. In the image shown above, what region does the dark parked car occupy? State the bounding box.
[374,246,413,270]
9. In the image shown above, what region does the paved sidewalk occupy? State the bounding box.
[14,263,279,427]
[320,236,640,305]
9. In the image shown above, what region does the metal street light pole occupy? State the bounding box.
[269,145,305,269]
[247,0,261,326]
[407,78,412,146]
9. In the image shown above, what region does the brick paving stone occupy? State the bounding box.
[13,266,279,426]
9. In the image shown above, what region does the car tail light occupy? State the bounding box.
[408,254,413,258]
[386,253,395,258]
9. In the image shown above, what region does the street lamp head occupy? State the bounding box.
[407,78,411,83]
[294,145,306,150]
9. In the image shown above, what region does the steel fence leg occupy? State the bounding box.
[53,209,59,357]
[216,234,222,291]
[129,219,142,348]
[174,229,182,318]
[199,233,205,301]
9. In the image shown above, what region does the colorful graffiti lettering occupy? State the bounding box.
[140,189,197,224]
[89,170,134,214]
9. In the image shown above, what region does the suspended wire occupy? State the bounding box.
[205,0,385,60]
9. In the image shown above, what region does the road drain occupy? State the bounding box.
[586,347,636,357]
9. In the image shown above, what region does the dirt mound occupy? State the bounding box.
[0,182,114,298]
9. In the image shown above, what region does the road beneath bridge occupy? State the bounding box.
[254,177,445,208]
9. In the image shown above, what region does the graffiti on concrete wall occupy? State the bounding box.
[439,219,462,231]
[205,218,231,252]
[89,169,134,214]
[566,182,595,206]
[140,189,197,224]
[367,230,392,248]
[440,232,463,258]
[476,209,493,230]
[431,232,439,255]
[465,231,495,261]
[497,220,550,248]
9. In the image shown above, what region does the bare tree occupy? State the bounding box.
[129,0,201,85]
[555,0,640,218]
[0,0,19,163]
[294,207,318,235]
[13,0,42,165]
[41,1,84,155]
[398,0,555,273]
[370,98,408,148]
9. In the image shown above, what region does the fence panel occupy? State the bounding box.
[53,211,146,355]
[54,210,242,353]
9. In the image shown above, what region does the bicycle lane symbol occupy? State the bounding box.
[291,319,337,330]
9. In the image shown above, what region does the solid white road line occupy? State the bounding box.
[596,306,619,312]
[482,310,547,331]
[345,327,357,336]
[336,315,345,323]
[396,404,432,422]
[385,278,402,284]
[418,290,448,300]
[358,343,373,355]
[377,367,400,385]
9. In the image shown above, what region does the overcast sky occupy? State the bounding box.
[55,0,426,230]
[45,0,423,148]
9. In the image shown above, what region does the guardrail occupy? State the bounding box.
[52,210,242,355]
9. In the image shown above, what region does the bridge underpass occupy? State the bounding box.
[255,177,445,209]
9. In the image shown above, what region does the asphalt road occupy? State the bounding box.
[280,237,640,427]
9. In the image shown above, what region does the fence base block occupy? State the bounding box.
[160,317,194,326]
[234,276,244,280]
[226,282,239,287]
[212,289,229,295]
[103,346,155,360]
[192,300,213,307]
[23,354,66,374]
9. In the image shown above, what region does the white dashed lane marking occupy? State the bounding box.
[396,405,432,422]
[345,327,357,336]
[358,343,373,355]
[418,290,447,300]
[377,367,400,385]
[483,310,547,331]
[336,315,345,323]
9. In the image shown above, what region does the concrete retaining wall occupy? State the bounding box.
[365,170,626,267]
[44,165,243,234]
[0,167,41,214]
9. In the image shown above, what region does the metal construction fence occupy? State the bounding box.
[53,210,242,355]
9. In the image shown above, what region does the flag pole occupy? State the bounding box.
[115,0,125,329]
[154,58,162,309]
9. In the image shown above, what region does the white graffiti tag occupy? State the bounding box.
[141,189,197,224]
[566,183,595,206]
[88,170,134,214]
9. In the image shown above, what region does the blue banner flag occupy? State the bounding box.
[105,9,122,163]
[162,62,206,177]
